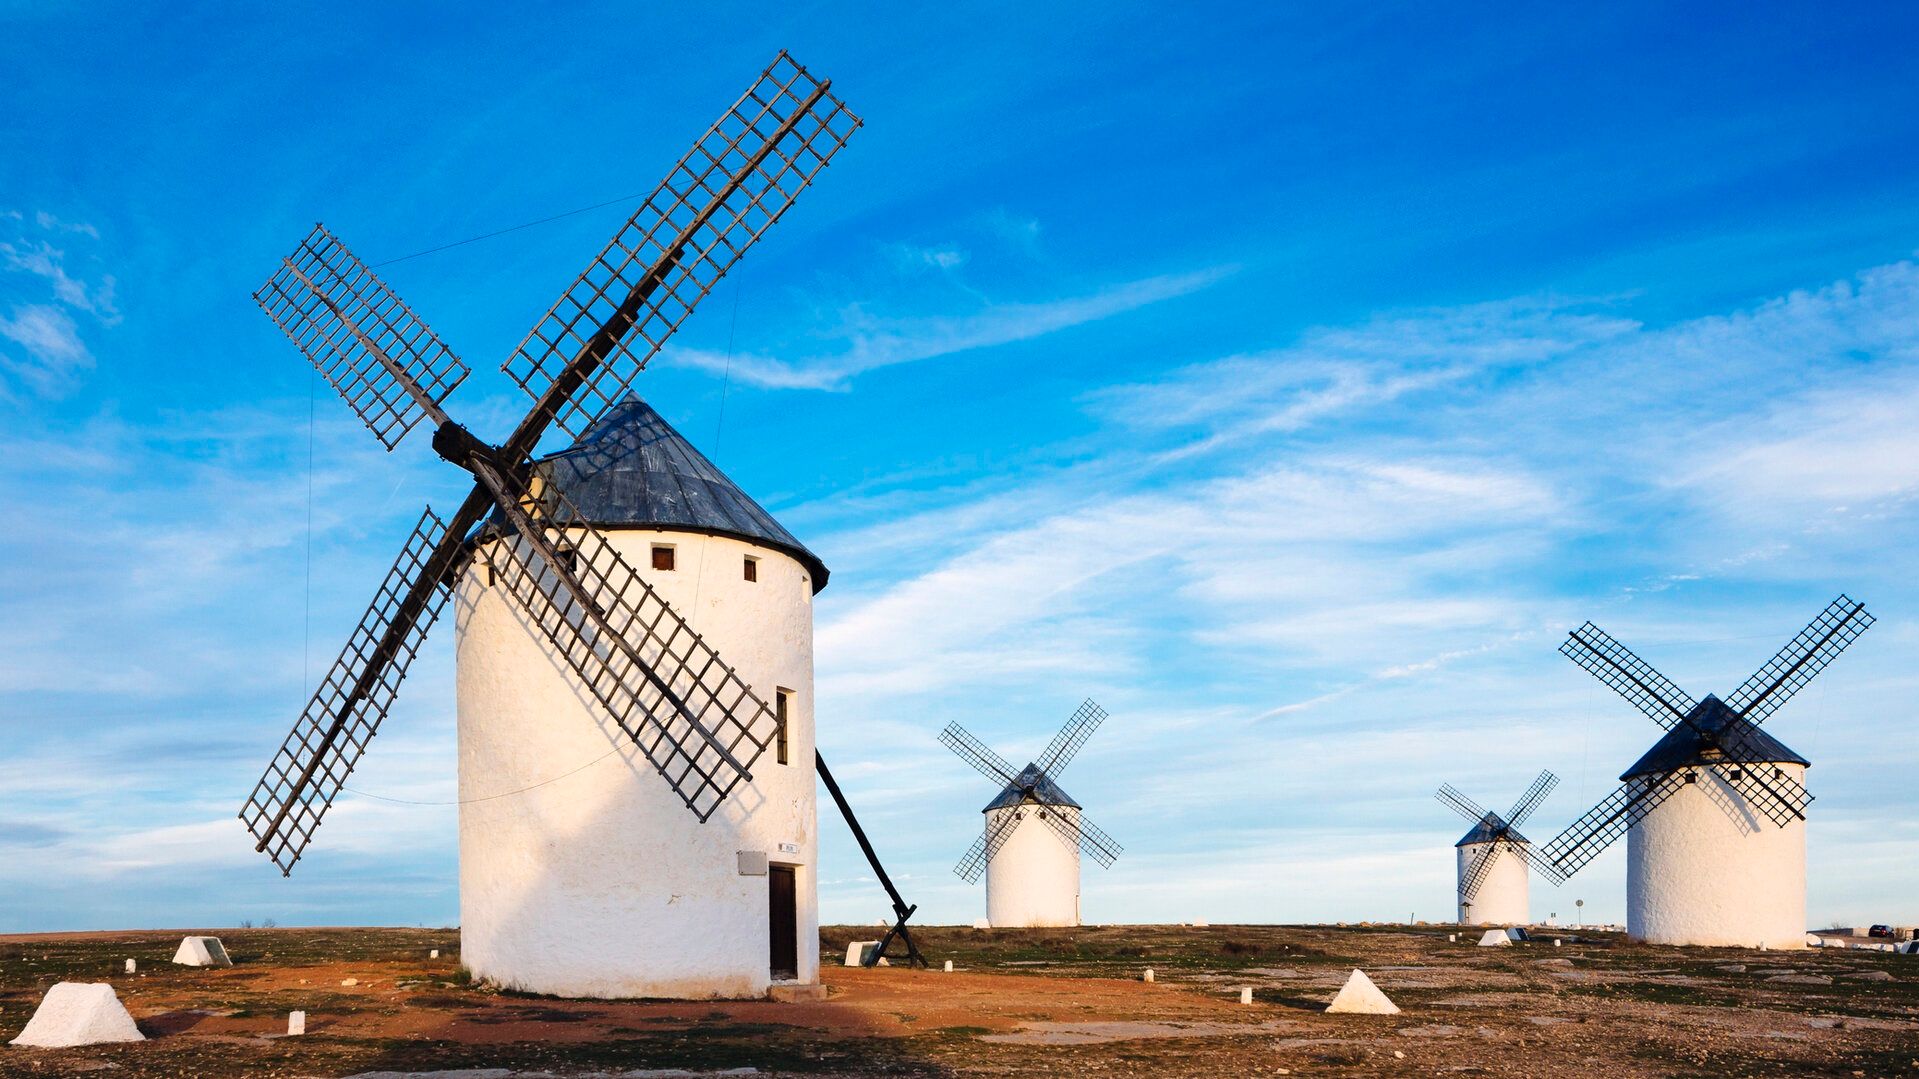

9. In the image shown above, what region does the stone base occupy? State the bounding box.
[768,982,827,1002]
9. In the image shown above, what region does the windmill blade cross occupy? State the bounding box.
[1035,698,1106,777]
[255,225,468,450]
[1539,770,1690,879]
[1435,783,1493,827]
[238,508,460,873]
[1561,622,1697,729]
[474,466,777,819]
[241,52,861,875]
[1504,770,1560,828]
[938,723,1021,788]
[1725,596,1873,725]
[502,51,860,448]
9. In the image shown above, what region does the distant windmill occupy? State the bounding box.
[1541,596,1873,948]
[1435,770,1565,925]
[940,700,1124,927]
[238,53,927,998]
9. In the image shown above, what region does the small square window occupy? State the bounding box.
[743,556,759,582]
[651,545,675,571]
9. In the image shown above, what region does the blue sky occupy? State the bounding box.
[4,3,1919,932]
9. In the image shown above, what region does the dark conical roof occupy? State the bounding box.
[518,395,828,591]
[1620,695,1808,780]
[982,763,1081,813]
[1456,813,1530,848]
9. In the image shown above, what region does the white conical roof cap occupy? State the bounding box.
[1325,969,1400,1014]
[10,982,145,1047]
[1477,928,1512,946]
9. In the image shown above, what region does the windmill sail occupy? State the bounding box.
[1435,782,1492,826]
[1540,770,1690,877]
[255,226,468,450]
[1034,804,1124,867]
[1725,596,1873,725]
[1560,622,1695,729]
[503,51,860,446]
[239,508,457,873]
[938,722,1021,788]
[1035,698,1106,776]
[954,808,1022,883]
[1457,842,1502,902]
[474,469,778,820]
[1504,770,1559,828]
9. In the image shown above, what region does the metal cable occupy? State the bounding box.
[367,192,650,268]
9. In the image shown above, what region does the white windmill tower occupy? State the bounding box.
[236,54,907,999]
[455,396,833,997]
[939,701,1124,928]
[1542,597,1873,949]
[1434,770,1564,925]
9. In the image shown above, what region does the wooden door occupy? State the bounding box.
[768,865,798,980]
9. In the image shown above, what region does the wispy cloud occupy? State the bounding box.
[888,242,970,272]
[803,256,1919,926]
[1089,298,1640,450]
[669,267,1234,390]
[0,211,118,400]
[0,304,92,397]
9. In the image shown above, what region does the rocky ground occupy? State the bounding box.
[0,924,1915,1077]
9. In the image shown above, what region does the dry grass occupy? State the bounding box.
[0,924,1913,1077]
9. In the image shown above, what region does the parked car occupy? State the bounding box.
[1868,924,1894,939]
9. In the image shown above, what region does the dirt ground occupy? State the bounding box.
[0,923,1914,1077]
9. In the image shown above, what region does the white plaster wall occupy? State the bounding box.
[984,804,1081,927]
[1626,764,1807,949]
[455,528,819,998]
[1455,841,1530,924]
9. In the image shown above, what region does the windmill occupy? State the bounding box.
[239,53,926,998]
[1434,770,1565,925]
[1540,596,1873,948]
[939,700,1124,928]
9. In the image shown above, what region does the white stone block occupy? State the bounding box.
[170,936,231,967]
[123,959,136,974]
[10,983,145,1047]
[287,1011,306,1036]
[1325,969,1400,1015]
[843,941,880,967]
[1239,986,1253,1004]
[1477,929,1512,947]
[429,949,439,959]
[1143,967,1155,982]
[943,960,953,972]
